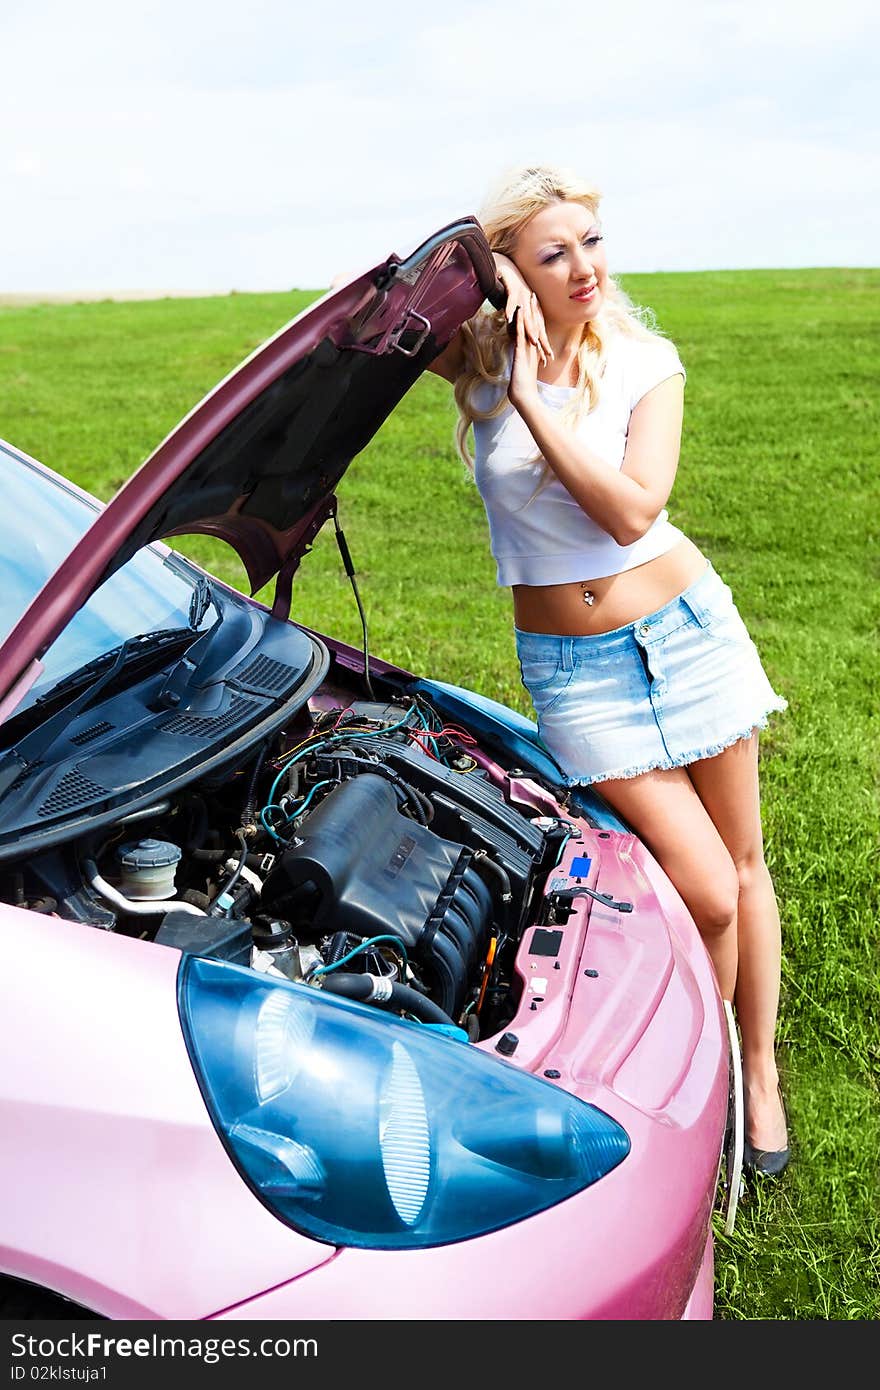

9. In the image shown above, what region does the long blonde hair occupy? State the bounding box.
[454,164,660,476]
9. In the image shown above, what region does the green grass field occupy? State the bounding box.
[1,270,877,1319]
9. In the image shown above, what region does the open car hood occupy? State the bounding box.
[0,219,501,709]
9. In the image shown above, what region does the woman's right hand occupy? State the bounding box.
[494,253,553,365]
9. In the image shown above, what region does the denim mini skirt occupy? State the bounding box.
[515,562,787,787]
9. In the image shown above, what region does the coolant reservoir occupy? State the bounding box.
[116,838,182,900]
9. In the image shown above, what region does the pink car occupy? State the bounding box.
[0,219,740,1321]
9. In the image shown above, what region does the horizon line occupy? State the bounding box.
[1,266,876,307]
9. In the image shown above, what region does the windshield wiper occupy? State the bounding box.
[188,576,216,630]
[26,579,219,713]
[0,626,199,799]
[36,627,198,707]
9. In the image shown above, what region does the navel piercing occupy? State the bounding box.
[582,587,595,606]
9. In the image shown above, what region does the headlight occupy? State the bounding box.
[178,957,630,1250]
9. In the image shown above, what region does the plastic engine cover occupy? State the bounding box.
[262,774,492,1014]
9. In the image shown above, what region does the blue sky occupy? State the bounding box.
[2,0,877,291]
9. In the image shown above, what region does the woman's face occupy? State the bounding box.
[511,200,608,330]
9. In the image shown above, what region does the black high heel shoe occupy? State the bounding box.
[742,1085,790,1178]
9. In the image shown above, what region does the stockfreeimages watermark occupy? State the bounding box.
[10,1332,317,1371]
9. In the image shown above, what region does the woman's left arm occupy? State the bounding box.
[509,317,684,546]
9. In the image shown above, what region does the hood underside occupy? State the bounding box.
[0,219,501,710]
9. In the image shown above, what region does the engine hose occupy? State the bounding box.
[319,973,457,1027]
[391,782,427,827]
[390,775,429,826]
[191,848,275,871]
[83,861,206,917]
[326,930,360,966]
[408,784,434,824]
[404,782,429,826]
[239,741,271,836]
[469,851,514,930]
[470,851,513,903]
[211,832,249,909]
[116,799,172,826]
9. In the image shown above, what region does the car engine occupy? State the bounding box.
[3,691,567,1039]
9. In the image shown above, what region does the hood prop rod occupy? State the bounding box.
[331,500,375,699]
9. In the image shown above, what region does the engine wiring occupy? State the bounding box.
[258,697,482,842]
[307,934,410,979]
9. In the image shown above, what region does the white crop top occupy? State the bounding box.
[471,328,687,586]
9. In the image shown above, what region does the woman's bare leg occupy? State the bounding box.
[593,766,740,999]
[687,734,787,1152]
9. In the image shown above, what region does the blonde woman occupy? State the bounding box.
[429,165,789,1175]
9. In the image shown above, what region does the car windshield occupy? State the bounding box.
[1,448,206,712]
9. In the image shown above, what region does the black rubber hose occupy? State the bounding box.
[391,781,428,827]
[320,973,458,1027]
[326,930,360,966]
[207,832,249,916]
[470,852,512,904]
[470,852,513,932]
[191,848,272,871]
[241,741,270,830]
[408,784,434,824]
